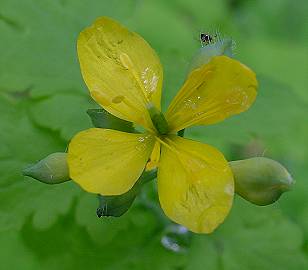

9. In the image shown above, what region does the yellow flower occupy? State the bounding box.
[68,17,258,233]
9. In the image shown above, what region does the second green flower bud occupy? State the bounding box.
[23,152,70,184]
[230,157,294,206]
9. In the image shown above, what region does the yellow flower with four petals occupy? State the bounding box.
[68,17,258,233]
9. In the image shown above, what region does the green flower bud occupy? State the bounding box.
[147,102,169,135]
[188,37,234,74]
[23,152,70,184]
[97,169,157,217]
[229,157,294,206]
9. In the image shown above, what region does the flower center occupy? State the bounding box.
[147,102,169,135]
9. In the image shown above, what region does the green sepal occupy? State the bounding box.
[22,152,70,184]
[96,169,157,217]
[230,157,294,206]
[188,37,233,74]
[87,108,135,132]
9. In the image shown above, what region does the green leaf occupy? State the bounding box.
[0,230,42,270]
[29,93,94,141]
[97,170,157,217]
[0,0,137,97]
[0,95,81,231]
[87,108,135,132]
[74,193,187,269]
[186,199,308,270]
[1,0,308,268]
[0,199,186,270]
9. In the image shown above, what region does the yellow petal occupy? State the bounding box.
[157,135,234,233]
[77,17,163,131]
[68,128,155,195]
[146,140,161,171]
[166,56,258,132]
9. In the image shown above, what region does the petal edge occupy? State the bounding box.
[166,56,258,132]
[78,17,163,130]
[68,128,155,195]
[157,135,234,233]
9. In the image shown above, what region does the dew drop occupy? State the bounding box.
[224,183,234,195]
[119,53,133,69]
[183,99,197,110]
[141,67,158,96]
[195,111,204,117]
[136,136,149,152]
[240,91,249,107]
[138,136,145,142]
[112,95,125,104]
[161,224,192,253]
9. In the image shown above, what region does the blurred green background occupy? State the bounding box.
[0,0,308,269]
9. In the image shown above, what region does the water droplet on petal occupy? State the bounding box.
[224,183,234,195]
[112,95,125,104]
[136,135,151,152]
[183,99,197,110]
[138,137,145,142]
[119,53,133,69]
[141,67,158,98]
